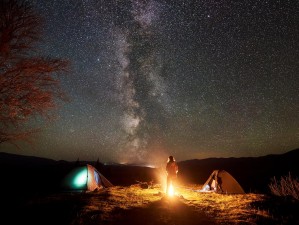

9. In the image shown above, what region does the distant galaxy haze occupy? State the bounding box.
[1,0,299,165]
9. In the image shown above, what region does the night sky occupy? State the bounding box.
[2,0,299,165]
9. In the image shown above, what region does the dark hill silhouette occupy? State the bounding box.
[0,152,73,195]
[177,148,299,193]
[0,148,298,194]
[0,152,58,166]
[0,152,158,192]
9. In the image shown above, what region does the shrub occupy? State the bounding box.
[268,172,299,201]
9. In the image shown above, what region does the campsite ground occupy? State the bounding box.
[1,151,299,225]
[3,184,299,225]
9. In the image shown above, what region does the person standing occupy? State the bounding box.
[166,155,179,195]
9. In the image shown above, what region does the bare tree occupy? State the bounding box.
[0,0,69,144]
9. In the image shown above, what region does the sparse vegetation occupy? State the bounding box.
[2,181,299,224]
[2,153,299,225]
[68,184,274,225]
[268,173,299,201]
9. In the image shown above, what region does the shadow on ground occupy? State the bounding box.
[78,196,217,225]
[1,192,88,225]
[251,195,299,225]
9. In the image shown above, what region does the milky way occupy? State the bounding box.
[1,0,299,164]
[114,0,170,163]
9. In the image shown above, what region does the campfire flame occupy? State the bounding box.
[168,183,174,196]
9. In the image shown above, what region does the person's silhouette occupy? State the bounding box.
[166,155,178,195]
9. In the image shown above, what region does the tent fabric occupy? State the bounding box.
[62,164,113,192]
[87,164,113,188]
[201,170,245,194]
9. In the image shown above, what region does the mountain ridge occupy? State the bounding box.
[1,147,298,165]
[0,149,298,193]
[177,148,299,193]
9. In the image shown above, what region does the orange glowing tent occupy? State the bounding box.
[201,170,245,194]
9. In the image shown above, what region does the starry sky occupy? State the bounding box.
[2,0,299,165]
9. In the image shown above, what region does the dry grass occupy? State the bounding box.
[174,185,270,225]
[73,184,271,225]
[269,173,299,201]
[14,183,298,225]
[80,184,163,223]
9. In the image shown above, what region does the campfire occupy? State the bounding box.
[168,183,175,196]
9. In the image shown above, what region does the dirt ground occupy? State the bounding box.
[82,196,217,225]
[2,186,217,225]
[2,184,298,225]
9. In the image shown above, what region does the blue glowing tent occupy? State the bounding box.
[62,164,113,192]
